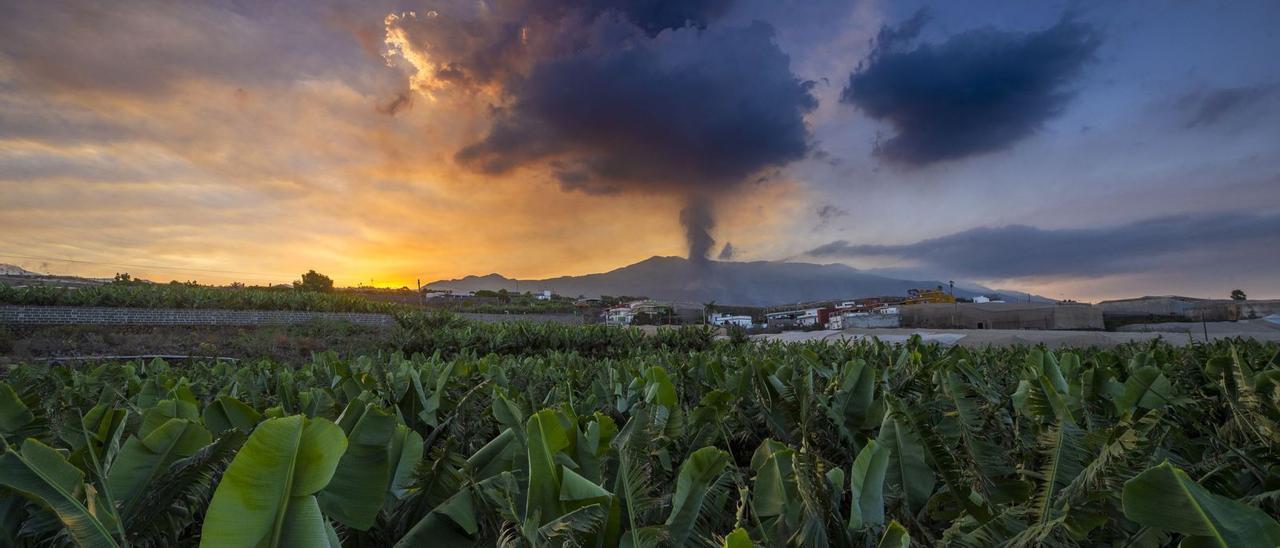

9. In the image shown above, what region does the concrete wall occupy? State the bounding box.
[0,306,394,327]
[844,314,901,328]
[1098,297,1280,322]
[899,303,1103,330]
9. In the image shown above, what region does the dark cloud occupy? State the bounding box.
[386,0,737,92]
[582,0,735,36]
[376,91,414,116]
[717,242,736,261]
[1182,85,1278,128]
[455,20,815,191]
[816,204,848,221]
[806,211,1280,278]
[840,11,1100,166]
[431,6,814,258]
[813,204,849,231]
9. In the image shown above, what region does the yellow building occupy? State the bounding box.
[904,287,956,305]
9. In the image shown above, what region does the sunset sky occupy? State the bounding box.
[2,0,1278,301]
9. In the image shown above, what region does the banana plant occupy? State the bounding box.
[200,415,347,547]
[1123,461,1280,546]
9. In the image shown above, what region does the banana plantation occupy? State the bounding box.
[1,320,1278,547]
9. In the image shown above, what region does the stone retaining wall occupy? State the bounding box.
[0,305,394,327]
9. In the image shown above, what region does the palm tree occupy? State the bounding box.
[702,300,717,324]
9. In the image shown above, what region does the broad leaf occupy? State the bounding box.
[877,412,934,514]
[0,438,118,548]
[665,446,730,546]
[849,439,891,530]
[1122,461,1280,547]
[318,404,396,530]
[200,415,347,547]
[106,418,211,516]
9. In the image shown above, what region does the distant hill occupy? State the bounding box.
[426,256,1045,306]
[0,263,41,276]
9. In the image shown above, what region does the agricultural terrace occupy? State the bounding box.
[0,315,1278,546]
[0,282,407,314]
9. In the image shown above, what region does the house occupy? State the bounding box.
[766,307,834,329]
[535,290,552,301]
[605,307,635,325]
[710,313,753,328]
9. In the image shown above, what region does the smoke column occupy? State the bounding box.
[680,197,716,262]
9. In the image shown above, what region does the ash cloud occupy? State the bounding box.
[394,1,815,259]
[680,198,717,262]
[806,211,1280,279]
[840,10,1100,166]
[454,20,815,192]
[717,242,736,261]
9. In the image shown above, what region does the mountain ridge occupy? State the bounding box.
[426,256,1046,306]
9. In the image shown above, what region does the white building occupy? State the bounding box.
[536,290,552,300]
[710,313,753,328]
[605,307,634,325]
[973,296,991,304]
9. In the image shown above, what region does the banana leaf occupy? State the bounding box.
[1122,461,1280,547]
[200,415,347,547]
[0,438,118,548]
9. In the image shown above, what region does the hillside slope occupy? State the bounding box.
[426,256,1039,306]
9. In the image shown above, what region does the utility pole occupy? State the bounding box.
[950,280,957,329]
[417,278,423,307]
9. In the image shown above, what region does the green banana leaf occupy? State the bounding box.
[203,395,262,434]
[526,408,570,524]
[827,359,879,440]
[0,438,118,548]
[665,446,730,546]
[318,404,396,530]
[1122,461,1280,547]
[877,412,934,514]
[200,415,347,547]
[387,424,424,502]
[0,382,34,436]
[877,520,911,547]
[394,488,479,548]
[1115,366,1173,412]
[106,417,211,516]
[849,439,891,530]
[642,367,677,408]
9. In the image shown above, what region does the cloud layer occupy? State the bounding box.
[840,11,1099,166]
[807,211,1280,279]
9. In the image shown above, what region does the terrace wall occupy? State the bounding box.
[899,303,1104,330]
[0,305,394,327]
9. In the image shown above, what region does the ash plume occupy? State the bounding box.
[384,1,815,260]
[680,198,716,262]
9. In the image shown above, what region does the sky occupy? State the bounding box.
[1,0,1278,301]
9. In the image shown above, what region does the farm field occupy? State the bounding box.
[0,316,1278,547]
[0,282,406,315]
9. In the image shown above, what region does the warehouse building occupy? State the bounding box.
[899,302,1103,330]
[1098,296,1280,322]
